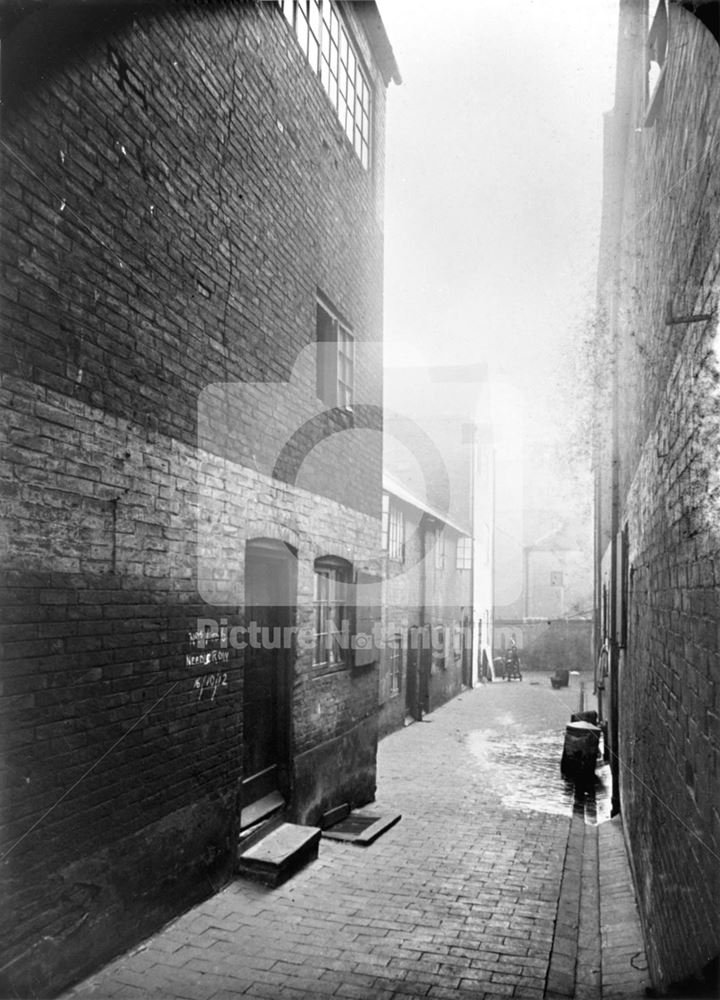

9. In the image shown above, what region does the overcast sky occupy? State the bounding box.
[378,0,619,448]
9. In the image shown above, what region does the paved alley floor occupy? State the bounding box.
[65,674,625,1000]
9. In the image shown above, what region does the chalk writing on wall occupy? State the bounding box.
[193,672,229,701]
[187,623,231,699]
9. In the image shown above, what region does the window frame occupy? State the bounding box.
[316,298,355,410]
[382,494,405,561]
[431,624,446,669]
[456,535,472,571]
[313,556,352,669]
[277,0,372,169]
[388,632,403,697]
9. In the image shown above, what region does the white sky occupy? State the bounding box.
[379,0,619,442]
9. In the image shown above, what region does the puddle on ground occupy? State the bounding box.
[582,760,613,825]
[467,729,612,822]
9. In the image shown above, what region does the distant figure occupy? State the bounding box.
[505,638,522,681]
[481,648,492,682]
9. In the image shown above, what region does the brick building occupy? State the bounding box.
[595,0,719,992]
[0,2,398,994]
[379,363,494,734]
[378,473,474,737]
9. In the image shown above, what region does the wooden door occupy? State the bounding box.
[242,540,295,811]
[406,629,419,720]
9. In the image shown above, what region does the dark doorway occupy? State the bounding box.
[461,615,472,686]
[419,630,431,715]
[242,539,296,821]
[405,624,431,720]
[406,628,420,721]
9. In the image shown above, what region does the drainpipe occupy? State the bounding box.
[469,425,476,685]
[490,447,496,663]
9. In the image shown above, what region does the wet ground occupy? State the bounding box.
[466,672,611,823]
[65,670,614,1000]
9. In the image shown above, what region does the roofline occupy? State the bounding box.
[351,1,402,85]
[383,473,469,536]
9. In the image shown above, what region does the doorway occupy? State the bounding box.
[241,539,296,823]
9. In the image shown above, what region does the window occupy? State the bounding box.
[646,0,668,124]
[431,624,446,668]
[313,557,351,667]
[382,494,405,561]
[278,0,372,168]
[317,299,354,408]
[456,536,472,571]
[452,623,465,662]
[389,634,402,696]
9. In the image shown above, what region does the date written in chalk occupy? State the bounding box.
[194,672,229,701]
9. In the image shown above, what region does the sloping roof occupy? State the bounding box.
[383,472,469,536]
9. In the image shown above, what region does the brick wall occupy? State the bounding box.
[598,3,720,989]
[0,2,391,993]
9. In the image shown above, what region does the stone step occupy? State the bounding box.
[240,789,285,832]
[236,822,321,887]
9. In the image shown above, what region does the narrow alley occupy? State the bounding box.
[63,675,647,1000]
[2,3,719,998]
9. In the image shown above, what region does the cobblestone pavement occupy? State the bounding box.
[65,674,605,1000]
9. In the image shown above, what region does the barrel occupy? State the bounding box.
[560,720,601,784]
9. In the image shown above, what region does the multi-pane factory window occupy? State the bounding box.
[278,0,372,168]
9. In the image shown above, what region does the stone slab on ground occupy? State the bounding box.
[599,816,650,999]
[236,823,321,887]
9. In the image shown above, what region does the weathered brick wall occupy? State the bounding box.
[0,1,389,993]
[600,4,720,989]
[1,2,384,507]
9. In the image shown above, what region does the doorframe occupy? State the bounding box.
[240,538,297,823]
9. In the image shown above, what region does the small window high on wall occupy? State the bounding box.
[316,298,354,409]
